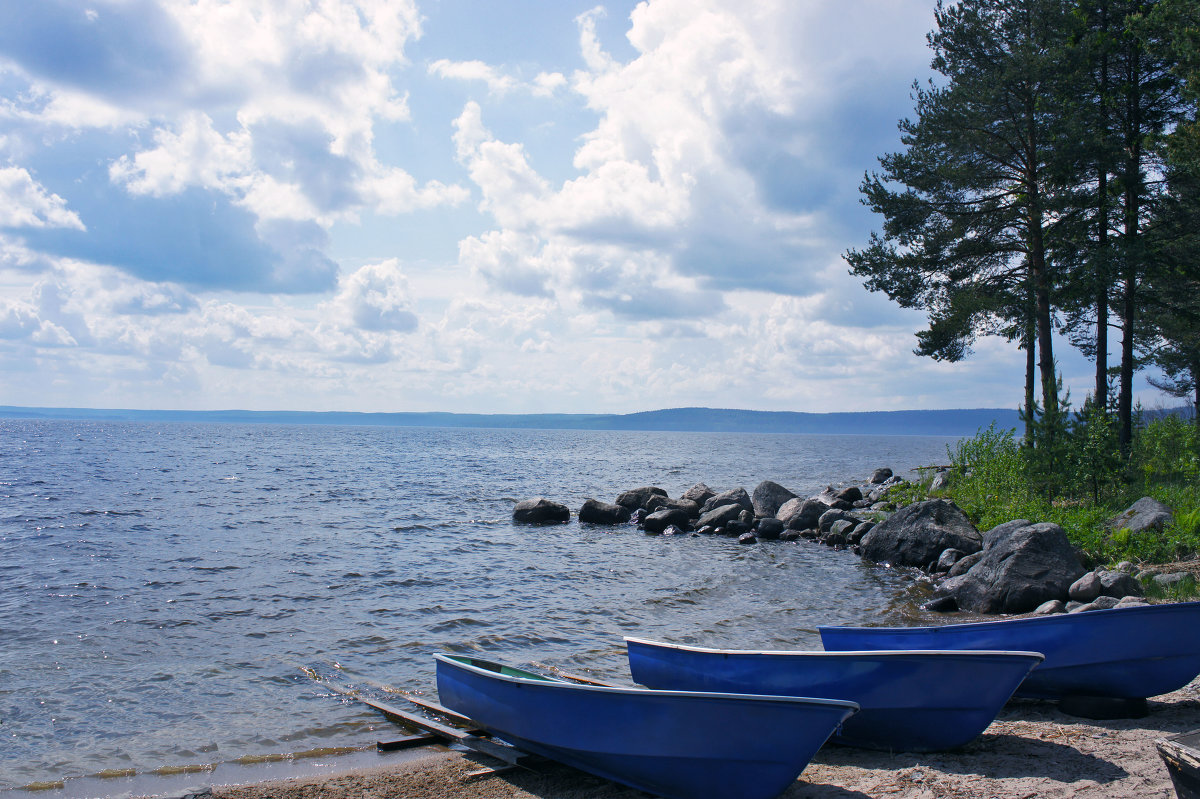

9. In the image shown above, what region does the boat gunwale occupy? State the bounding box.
[625,635,1044,662]
[818,599,1200,637]
[434,653,861,711]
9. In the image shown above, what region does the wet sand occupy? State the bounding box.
[209,678,1200,799]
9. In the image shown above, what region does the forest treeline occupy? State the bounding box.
[846,0,1200,465]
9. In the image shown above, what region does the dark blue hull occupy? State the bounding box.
[820,601,1200,699]
[626,637,1041,752]
[434,654,858,799]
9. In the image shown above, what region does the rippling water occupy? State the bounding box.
[0,420,957,791]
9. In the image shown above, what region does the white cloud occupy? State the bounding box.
[0,168,86,230]
[330,259,419,333]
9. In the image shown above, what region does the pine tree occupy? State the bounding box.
[845,0,1080,430]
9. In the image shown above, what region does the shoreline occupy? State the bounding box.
[204,678,1200,799]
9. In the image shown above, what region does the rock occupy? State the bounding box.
[698,503,743,529]
[700,488,753,515]
[642,508,691,534]
[1098,569,1143,598]
[737,532,758,545]
[848,522,873,545]
[725,520,750,536]
[1116,561,1135,573]
[663,525,685,536]
[829,519,857,538]
[697,525,717,535]
[616,487,668,511]
[1115,595,1149,608]
[1154,572,1191,589]
[578,498,632,525]
[923,596,958,612]
[1107,496,1174,535]
[936,548,965,573]
[818,508,860,534]
[1034,599,1067,615]
[513,497,570,525]
[929,470,951,492]
[859,499,981,569]
[825,532,847,547]
[1070,595,1121,612]
[780,530,800,542]
[738,509,754,526]
[681,482,717,506]
[755,517,785,540]
[777,498,829,530]
[752,480,798,518]
[835,486,863,504]
[645,495,701,518]
[1069,572,1102,602]
[947,551,982,577]
[870,468,894,484]
[937,520,1086,614]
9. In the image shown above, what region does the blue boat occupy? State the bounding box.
[626,637,1042,752]
[434,653,858,799]
[819,600,1200,700]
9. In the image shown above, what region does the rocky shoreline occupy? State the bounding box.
[513,469,1194,619]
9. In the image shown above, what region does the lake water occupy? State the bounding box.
[0,420,958,794]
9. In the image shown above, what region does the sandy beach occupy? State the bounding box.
[208,677,1200,799]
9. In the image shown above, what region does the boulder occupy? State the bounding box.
[859,499,981,569]
[755,517,785,540]
[835,485,863,504]
[1034,599,1067,615]
[681,482,717,506]
[829,519,856,539]
[738,532,758,545]
[1071,595,1121,612]
[1069,572,1102,603]
[936,548,965,573]
[1154,572,1191,589]
[1116,595,1149,608]
[701,488,753,516]
[698,503,743,529]
[1107,496,1174,535]
[848,522,873,545]
[937,520,1086,614]
[1098,569,1143,598]
[818,508,860,534]
[616,486,668,511]
[929,470,951,492]
[643,508,691,534]
[947,551,982,577]
[645,495,701,518]
[923,596,958,612]
[777,498,828,530]
[578,498,632,525]
[752,480,797,518]
[870,468,894,484]
[512,497,570,525]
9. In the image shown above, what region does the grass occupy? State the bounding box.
[921,418,1200,597]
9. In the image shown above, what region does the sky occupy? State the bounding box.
[0,0,1171,415]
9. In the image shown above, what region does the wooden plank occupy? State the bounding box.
[402,695,478,727]
[376,733,439,751]
[355,695,530,767]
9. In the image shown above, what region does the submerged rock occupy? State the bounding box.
[513,497,570,525]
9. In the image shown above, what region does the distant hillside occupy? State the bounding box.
[0,404,1024,436]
